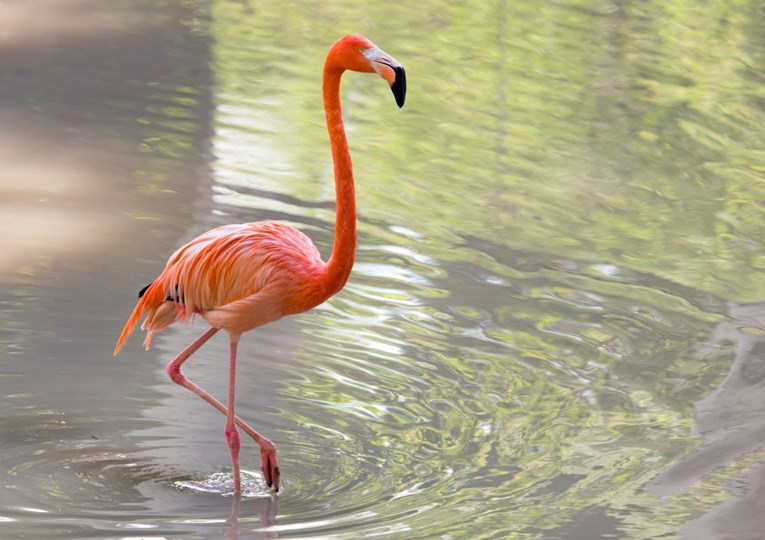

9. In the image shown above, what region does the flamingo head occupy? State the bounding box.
[327,34,406,108]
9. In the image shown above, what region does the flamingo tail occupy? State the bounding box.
[114,281,179,355]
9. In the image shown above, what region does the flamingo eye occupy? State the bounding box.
[359,48,366,53]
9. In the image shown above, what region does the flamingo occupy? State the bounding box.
[113,34,406,493]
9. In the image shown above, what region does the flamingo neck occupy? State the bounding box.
[321,66,356,296]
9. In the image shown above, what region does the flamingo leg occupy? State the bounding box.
[166,328,281,491]
[226,340,241,491]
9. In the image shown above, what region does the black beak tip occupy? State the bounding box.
[391,66,406,108]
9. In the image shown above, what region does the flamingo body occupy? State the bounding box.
[114,34,405,493]
[115,222,328,351]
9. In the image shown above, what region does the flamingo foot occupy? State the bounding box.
[259,438,280,491]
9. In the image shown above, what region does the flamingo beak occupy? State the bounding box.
[365,48,406,108]
[390,66,406,108]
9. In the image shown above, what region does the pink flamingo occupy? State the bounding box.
[114,34,406,493]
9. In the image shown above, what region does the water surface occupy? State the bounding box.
[2,1,765,538]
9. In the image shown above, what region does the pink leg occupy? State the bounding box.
[166,328,281,491]
[226,340,241,492]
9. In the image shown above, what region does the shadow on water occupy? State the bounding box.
[651,302,765,539]
[0,0,217,536]
[0,0,214,274]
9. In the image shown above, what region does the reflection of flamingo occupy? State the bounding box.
[114,34,406,493]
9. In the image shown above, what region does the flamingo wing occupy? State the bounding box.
[114,222,324,354]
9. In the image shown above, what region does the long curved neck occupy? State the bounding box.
[321,65,356,295]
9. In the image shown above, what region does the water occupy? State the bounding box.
[2,0,765,538]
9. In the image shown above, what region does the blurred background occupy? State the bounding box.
[2,0,765,538]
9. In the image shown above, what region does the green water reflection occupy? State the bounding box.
[203,0,765,538]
